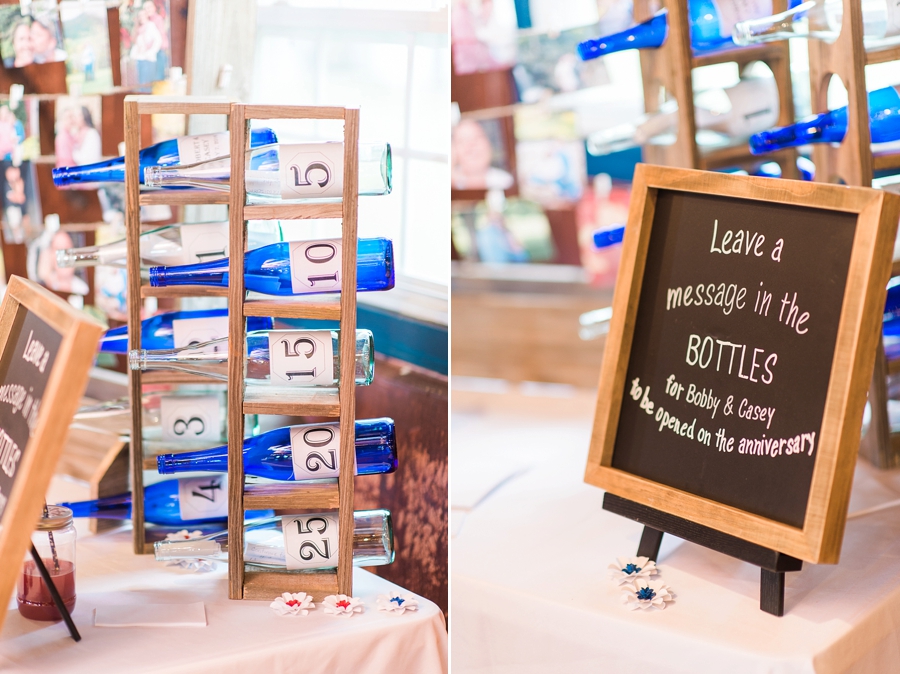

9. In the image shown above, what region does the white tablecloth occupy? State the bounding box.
[2,526,447,674]
[451,387,900,674]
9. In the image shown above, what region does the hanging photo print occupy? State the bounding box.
[0,99,39,162]
[27,225,89,297]
[59,0,114,94]
[119,0,171,86]
[451,117,515,191]
[55,95,103,173]
[0,161,41,245]
[0,1,66,69]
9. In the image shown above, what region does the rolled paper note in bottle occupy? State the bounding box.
[156,418,398,480]
[128,328,376,386]
[57,477,273,527]
[749,86,900,155]
[97,308,275,353]
[56,220,282,269]
[146,238,395,296]
[144,142,391,199]
[51,128,278,186]
[577,0,787,60]
[153,510,395,570]
[733,0,900,49]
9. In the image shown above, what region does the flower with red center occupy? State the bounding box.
[270,592,315,616]
[323,594,364,617]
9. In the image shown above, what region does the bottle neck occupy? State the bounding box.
[149,258,230,288]
[732,1,815,45]
[157,443,228,474]
[129,348,229,381]
[577,10,668,61]
[51,157,126,187]
[59,492,132,520]
[57,240,128,268]
[749,108,845,155]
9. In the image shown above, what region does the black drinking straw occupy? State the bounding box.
[42,501,60,572]
[29,544,80,642]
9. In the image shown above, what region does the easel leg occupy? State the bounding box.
[29,545,81,642]
[637,526,664,561]
[760,568,786,617]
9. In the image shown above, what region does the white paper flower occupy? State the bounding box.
[608,556,658,585]
[621,580,674,611]
[322,594,364,617]
[163,530,217,573]
[377,593,419,614]
[270,592,315,616]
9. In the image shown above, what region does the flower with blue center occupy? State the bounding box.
[608,555,658,585]
[622,580,673,611]
[377,592,419,615]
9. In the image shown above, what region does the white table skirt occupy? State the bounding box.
[451,388,900,674]
[1,526,448,674]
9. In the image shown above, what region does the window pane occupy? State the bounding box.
[402,158,449,285]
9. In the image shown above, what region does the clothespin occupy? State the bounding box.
[216,64,233,90]
[9,84,24,111]
[19,0,32,16]
[11,144,23,168]
[44,214,60,233]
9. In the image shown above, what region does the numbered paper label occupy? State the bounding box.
[290,422,341,480]
[281,513,339,570]
[176,132,230,164]
[713,0,772,38]
[160,395,222,442]
[179,222,230,264]
[177,476,229,521]
[289,239,342,293]
[267,330,333,386]
[172,316,229,354]
[279,143,344,199]
[886,0,900,36]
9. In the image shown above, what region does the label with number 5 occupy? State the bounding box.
[289,239,342,293]
[279,143,344,199]
[282,513,339,570]
[290,422,341,480]
[267,330,333,386]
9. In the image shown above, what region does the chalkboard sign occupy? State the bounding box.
[586,165,900,564]
[0,276,103,635]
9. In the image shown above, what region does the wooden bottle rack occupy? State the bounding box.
[633,0,798,178]
[801,0,900,467]
[124,97,360,600]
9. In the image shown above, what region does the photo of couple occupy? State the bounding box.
[0,0,66,69]
[120,0,171,86]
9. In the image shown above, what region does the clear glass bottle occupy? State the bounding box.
[56,220,283,269]
[153,510,394,570]
[144,142,392,200]
[733,0,900,49]
[18,506,77,621]
[128,329,375,387]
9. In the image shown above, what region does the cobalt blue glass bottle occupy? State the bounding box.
[750,86,900,154]
[577,1,795,60]
[57,477,273,527]
[157,418,398,480]
[98,308,274,354]
[147,238,395,296]
[51,128,278,187]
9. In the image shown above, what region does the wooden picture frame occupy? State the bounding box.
[585,164,900,564]
[0,275,103,634]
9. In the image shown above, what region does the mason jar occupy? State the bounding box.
[17,505,77,621]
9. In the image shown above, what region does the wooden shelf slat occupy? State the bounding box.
[243,570,339,600]
[244,298,341,320]
[243,481,340,510]
[691,42,787,69]
[242,385,341,416]
[873,151,900,171]
[140,285,229,298]
[866,44,900,65]
[243,201,343,220]
[139,190,230,206]
[242,105,346,121]
[129,95,234,115]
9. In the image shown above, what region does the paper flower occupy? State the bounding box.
[322,594,364,617]
[377,593,419,615]
[163,530,217,572]
[608,556,658,585]
[621,580,674,611]
[270,592,315,616]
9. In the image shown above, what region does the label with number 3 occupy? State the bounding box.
[290,422,341,480]
[160,395,222,443]
[282,513,339,570]
[267,330,333,386]
[289,239,342,293]
[279,143,344,199]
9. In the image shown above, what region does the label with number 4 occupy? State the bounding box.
[279,143,344,199]
[267,330,333,386]
[281,513,339,570]
[290,422,341,480]
[290,239,342,293]
[160,395,222,443]
[177,476,229,521]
